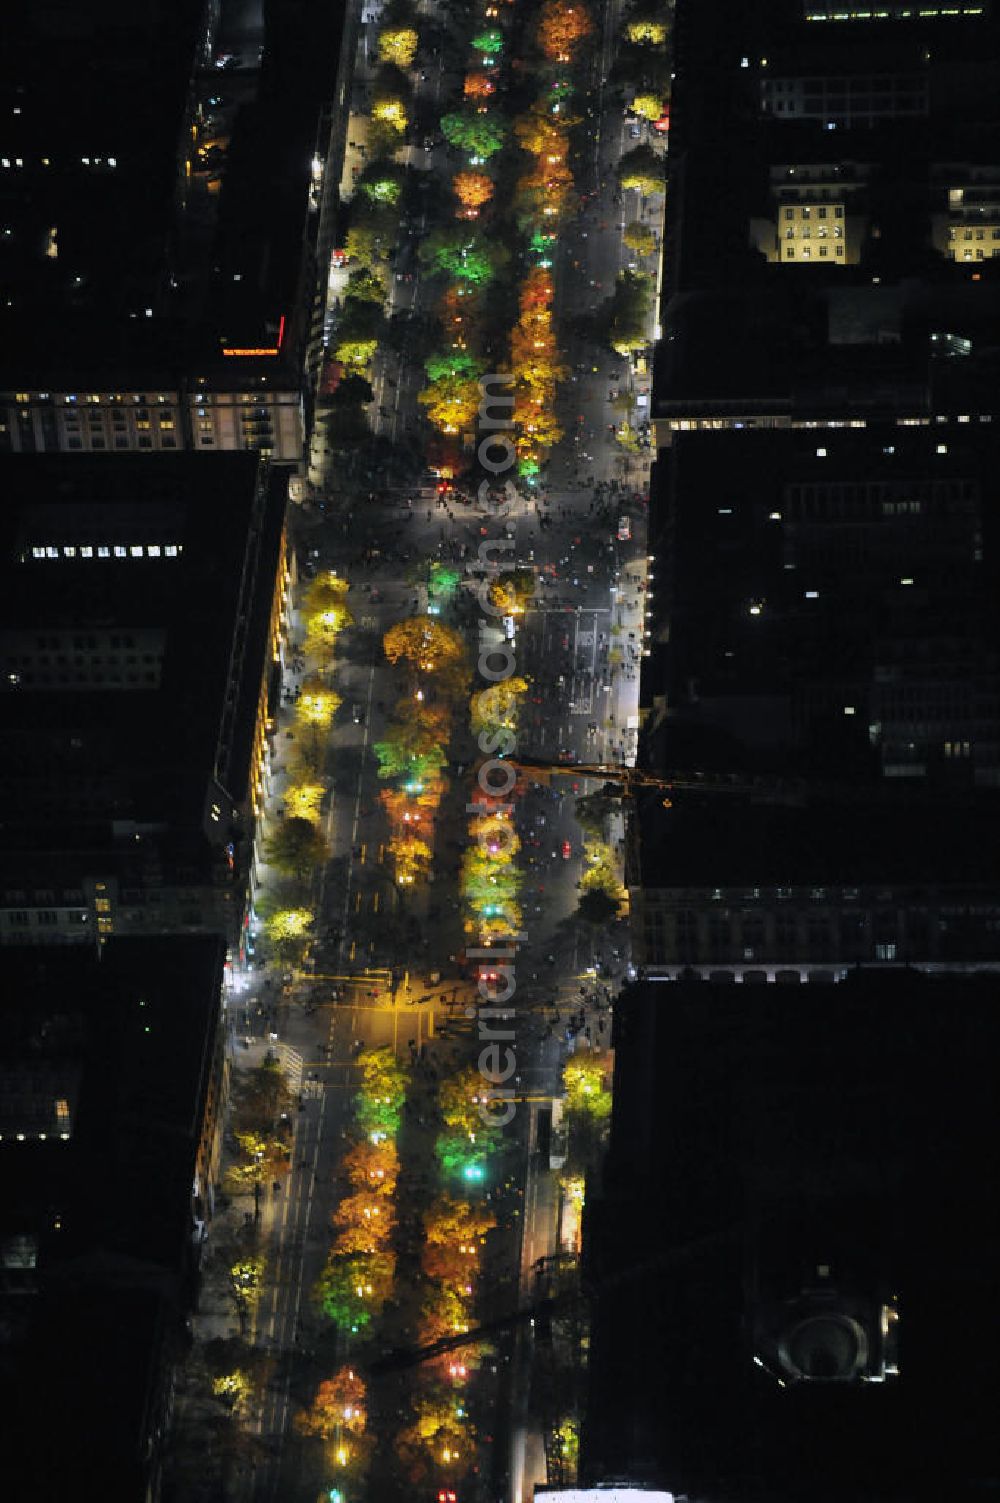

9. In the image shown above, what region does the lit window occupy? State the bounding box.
[98,546,110,558]
[114,546,126,558]
[81,546,93,558]
[130,545,143,557]
[816,447,827,456]
[62,546,76,557]
[55,1099,70,1122]
[147,544,161,557]
[165,545,178,557]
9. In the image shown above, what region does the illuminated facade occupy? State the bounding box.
[0,384,302,460]
[751,166,866,265]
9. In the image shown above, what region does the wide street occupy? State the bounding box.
[202,0,669,1496]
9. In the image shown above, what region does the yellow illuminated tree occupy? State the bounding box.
[632,93,662,121]
[263,907,313,963]
[424,1194,496,1245]
[296,678,341,730]
[625,15,667,45]
[383,616,467,674]
[562,1054,612,1119]
[390,835,433,886]
[372,95,408,135]
[284,783,325,823]
[377,27,418,67]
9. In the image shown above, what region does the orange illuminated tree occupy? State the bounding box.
[537,0,594,61]
[453,170,495,217]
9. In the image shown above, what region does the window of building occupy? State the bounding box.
[835,206,844,218]
[785,207,794,220]
[820,245,828,255]
[875,942,897,961]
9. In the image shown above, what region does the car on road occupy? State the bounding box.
[352,703,364,723]
[561,840,572,859]
[629,123,642,138]
[617,512,632,541]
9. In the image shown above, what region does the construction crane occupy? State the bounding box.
[508,755,803,805]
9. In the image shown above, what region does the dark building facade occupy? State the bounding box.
[0,0,347,461]
[583,972,1000,1502]
[635,0,1000,978]
[0,936,228,1501]
[0,452,291,959]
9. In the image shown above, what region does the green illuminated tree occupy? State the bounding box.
[440,111,508,160]
[418,227,506,286]
[357,161,406,207]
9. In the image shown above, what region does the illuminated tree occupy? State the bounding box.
[537,0,594,61]
[514,109,573,159]
[427,561,461,600]
[396,1388,476,1479]
[463,73,494,99]
[418,372,483,433]
[342,1137,400,1193]
[632,92,662,121]
[285,783,325,823]
[230,1254,266,1311]
[296,678,341,730]
[424,349,484,383]
[263,907,313,963]
[487,570,535,611]
[372,93,408,135]
[623,220,656,255]
[358,1046,409,1111]
[297,1368,368,1440]
[419,227,505,285]
[334,337,378,371]
[333,1191,394,1246]
[264,816,329,879]
[344,269,387,310]
[425,1195,496,1246]
[616,142,665,194]
[469,678,529,738]
[625,13,667,45]
[357,162,406,207]
[440,111,507,160]
[383,616,467,674]
[314,1250,395,1330]
[305,571,350,611]
[305,601,354,653]
[471,28,503,53]
[417,1285,474,1347]
[453,169,495,216]
[345,225,377,264]
[562,1054,612,1120]
[390,835,433,886]
[378,26,418,67]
